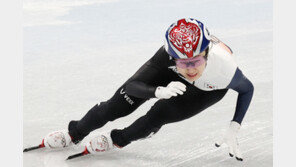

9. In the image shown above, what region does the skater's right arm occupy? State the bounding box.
[125,46,169,99]
[125,46,186,99]
[125,80,157,99]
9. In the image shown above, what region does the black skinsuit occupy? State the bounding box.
[68,46,228,147]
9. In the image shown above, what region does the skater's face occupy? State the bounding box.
[175,51,207,82]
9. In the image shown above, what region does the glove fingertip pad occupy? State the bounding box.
[235,157,243,161]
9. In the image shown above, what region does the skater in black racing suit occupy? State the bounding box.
[41,18,254,161]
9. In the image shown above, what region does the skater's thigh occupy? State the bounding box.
[147,85,228,124]
[103,85,146,120]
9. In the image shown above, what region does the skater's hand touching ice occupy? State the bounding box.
[215,121,243,161]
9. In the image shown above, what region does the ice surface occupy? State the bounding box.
[23,0,273,166]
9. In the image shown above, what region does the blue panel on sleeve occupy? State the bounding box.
[227,68,254,124]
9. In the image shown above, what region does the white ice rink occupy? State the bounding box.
[23,0,273,166]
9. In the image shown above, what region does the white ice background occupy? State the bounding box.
[23,0,273,166]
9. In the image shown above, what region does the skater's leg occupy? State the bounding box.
[68,86,146,143]
[111,85,228,147]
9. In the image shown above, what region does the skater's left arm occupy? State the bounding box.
[215,68,254,161]
[227,68,254,124]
